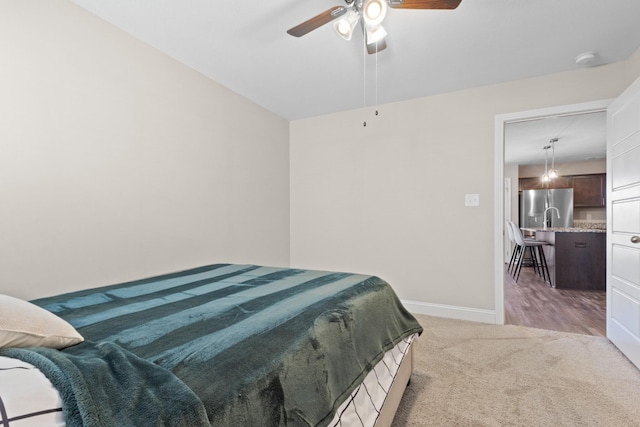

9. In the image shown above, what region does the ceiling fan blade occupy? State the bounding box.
[366,38,387,54]
[388,0,461,9]
[287,6,348,37]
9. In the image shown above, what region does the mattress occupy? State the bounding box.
[329,334,415,427]
[0,335,416,427]
[0,356,65,426]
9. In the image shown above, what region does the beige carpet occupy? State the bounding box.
[391,314,640,426]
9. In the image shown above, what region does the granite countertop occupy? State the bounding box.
[522,227,606,233]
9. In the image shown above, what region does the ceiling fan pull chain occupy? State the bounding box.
[375,41,379,117]
[363,22,367,127]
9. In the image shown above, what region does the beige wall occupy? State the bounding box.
[290,49,640,319]
[0,0,290,299]
[2,0,640,319]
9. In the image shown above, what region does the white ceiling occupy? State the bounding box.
[70,0,640,122]
[505,111,607,166]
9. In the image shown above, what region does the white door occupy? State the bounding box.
[607,76,640,369]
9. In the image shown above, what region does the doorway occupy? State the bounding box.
[493,99,611,332]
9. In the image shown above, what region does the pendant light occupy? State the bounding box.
[548,138,559,179]
[541,145,551,183]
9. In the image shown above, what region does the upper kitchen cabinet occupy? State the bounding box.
[573,174,606,207]
[518,173,606,208]
[519,176,572,190]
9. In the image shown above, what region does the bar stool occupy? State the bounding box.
[509,221,541,268]
[507,221,536,277]
[509,221,550,284]
[506,221,519,274]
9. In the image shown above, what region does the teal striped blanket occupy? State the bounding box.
[2,264,423,426]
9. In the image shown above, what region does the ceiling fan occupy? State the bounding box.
[287,0,462,54]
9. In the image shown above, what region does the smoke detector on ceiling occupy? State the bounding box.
[575,52,597,67]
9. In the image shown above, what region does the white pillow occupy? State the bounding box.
[0,294,84,349]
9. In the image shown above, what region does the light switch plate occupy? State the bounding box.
[465,193,480,207]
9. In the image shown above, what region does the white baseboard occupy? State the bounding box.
[402,299,500,325]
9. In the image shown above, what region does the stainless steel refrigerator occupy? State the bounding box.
[519,188,574,229]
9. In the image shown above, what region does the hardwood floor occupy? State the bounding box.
[504,263,606,336]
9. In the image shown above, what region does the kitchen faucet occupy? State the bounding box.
[543,206,560,230]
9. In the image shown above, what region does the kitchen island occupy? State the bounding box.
[522,227,606,290]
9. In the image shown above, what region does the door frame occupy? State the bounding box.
[493,99,613,324]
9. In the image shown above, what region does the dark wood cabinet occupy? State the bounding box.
[536,231,605,290]
[573,174,606,207]
[519,176,572,190]
[555,232,606,290]
[519,173,606,207]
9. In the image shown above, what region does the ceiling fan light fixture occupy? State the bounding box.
[334,9,359,40]
[363,0,387,26]
[366,24,387,44]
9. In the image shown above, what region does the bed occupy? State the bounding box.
[0,263,422,427]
